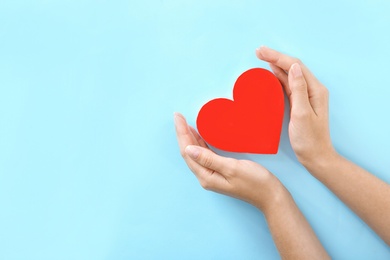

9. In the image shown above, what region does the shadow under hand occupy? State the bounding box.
[278,94,297,163]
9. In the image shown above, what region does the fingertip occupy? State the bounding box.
[185,145,201,160]
[174,112,190,136]
[174,112,188,125]
[174,112,180,125]
[256,45,266,58]
[174,112,184,119]
[290,63,303,78]
[173,112,181,125]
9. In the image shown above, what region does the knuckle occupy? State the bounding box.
[291,83,307,95]
[292,57,302,65]
[317,85,329,98]
[201,154,214,169]
[293,109,310,119]
[180,149,186,158]
[273,69,283,77]
[291,81,306,91]
[225,159,239,176]
[274,56,281,65]
[322,86,329,95]
[199,178,211,190]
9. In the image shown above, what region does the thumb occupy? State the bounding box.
[288,63,313,117]
[185,145,237,176]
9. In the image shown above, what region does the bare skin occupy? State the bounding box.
[257,46,390,245]
[174,46,390,258]
[174,113,329,259]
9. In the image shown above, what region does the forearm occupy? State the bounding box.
[261,187,330,260]
[304,152,390,245]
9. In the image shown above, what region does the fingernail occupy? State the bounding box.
[256,45,264,52]
[173,112,180,124]
[185,145,200,159]
[291,63,302,78]
[256,46,269,58]
[260,45,268,50]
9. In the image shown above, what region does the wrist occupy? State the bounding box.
[263,187,294,219]
[300,148,341,175]
[255,179,292,215]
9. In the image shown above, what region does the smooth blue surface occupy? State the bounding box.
[1,1,390,259]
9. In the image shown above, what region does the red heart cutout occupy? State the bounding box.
[196,68,284,154]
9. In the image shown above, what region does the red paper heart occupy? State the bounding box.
[196,68,284,154]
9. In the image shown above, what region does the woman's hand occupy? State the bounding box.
[174,112,286,212]
[255,46,390,246]
[174,112,330,258]
[256,46,336,167]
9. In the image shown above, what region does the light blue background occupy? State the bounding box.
[1,0,389,259]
